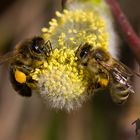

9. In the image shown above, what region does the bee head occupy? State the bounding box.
[17,36,52,60]
[29,37,52,60]
[92,48,110,62]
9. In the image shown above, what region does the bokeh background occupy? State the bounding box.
[0,0,140,140]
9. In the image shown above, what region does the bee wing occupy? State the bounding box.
[108,64,135,104]
[113,59,134,76]
[109,59,135,90]
[0,51,19,65]
[98,58,135,92]
[113,59,140,78]
[99,57,140,78]
[110,68,134,93]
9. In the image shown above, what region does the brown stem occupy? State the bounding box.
[105,0,140,64]
[61,0,67,9]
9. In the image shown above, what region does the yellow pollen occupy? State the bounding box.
[31,7,111,111]
[99,78,109,88]
[15,69,26,84]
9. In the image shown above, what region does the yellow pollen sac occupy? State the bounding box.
[15,69,26,84]
[99,78,109,88]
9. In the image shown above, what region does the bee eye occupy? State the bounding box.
[80,49,88,58]
[31,37,44,54]
[32,45,42,54]
[79,44,91,58]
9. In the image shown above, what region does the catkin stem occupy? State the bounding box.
[61,0,67,9]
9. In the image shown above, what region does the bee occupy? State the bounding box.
[76,43,140,104]
[0,37,52,97]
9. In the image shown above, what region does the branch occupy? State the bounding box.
[105,0,140,64]
[61,0,68,9]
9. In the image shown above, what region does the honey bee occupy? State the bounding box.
[76,43,140,104]
[0,37,52,97]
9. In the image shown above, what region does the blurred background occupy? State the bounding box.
[0,0,140,140]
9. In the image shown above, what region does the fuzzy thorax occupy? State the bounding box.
[30,7,112,111]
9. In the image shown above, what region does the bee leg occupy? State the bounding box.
[89,83,105,95]
[87,82,96,94]
[14,65,37,87]
[9,65,36,97]
[15,65,33,75]
[9,67,32,97]
[94,87,105,93]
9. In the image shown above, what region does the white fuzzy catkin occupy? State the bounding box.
[30,1,118,111]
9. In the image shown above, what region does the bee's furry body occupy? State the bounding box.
[76,43,134,104]
[9,37,52,96]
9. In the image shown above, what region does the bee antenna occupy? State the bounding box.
[45,40,52,52]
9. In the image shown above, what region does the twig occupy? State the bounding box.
[105,0,140,64]
[61,0,67,9]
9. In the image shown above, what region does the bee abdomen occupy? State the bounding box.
[109,83,132,104]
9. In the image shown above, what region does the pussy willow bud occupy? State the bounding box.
[30,0,118,111]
